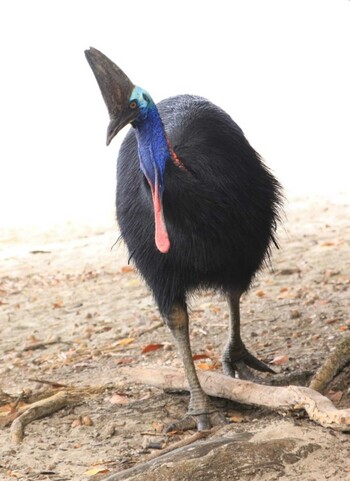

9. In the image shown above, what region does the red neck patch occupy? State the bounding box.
[166,135,188,172]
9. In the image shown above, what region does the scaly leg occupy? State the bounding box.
[165,303,226,432]
[222,291,275,381]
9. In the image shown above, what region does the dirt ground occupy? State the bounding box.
[0,196,349,481]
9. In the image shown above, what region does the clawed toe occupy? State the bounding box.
[223,345,275,382]
[166,410,227,433]
[243,351,275,374]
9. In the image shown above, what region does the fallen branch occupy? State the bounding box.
[121,366,350,432]
[7,384,112,444]
[11,391,76,444]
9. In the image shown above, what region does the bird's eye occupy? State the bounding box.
[129,101,137,110]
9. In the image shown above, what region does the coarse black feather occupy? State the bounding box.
[116,95,282,315]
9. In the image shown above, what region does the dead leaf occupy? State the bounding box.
[197,361,221,371]
[193,353,210,361]
[229,415,244,423]
[0,401,28,426]
[326,390,343,403]
[0,412,20,427]
[84,467,110,476]
[166,430,182,436]
[115,356,135,365]
[116,337,135,346]
[141,343,164,354]
[320,241,336,247]
[109,393,129,405]
[6,470,23,478]
[0,403,15,415]
[52,298,64,308]
[82,415,93,426]
[151,420,164,432]
[338,325,349,332]
[271,354,288,365]
[121,266,134,273]
[278,291,296,300]
[256,290,266,297]
[210,306,221,313]
[71,417,82,428]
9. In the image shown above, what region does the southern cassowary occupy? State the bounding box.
[85,47,282,431]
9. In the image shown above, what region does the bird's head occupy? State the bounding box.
[85,47,152,145]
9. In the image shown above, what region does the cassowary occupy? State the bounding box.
[85,47,282,431]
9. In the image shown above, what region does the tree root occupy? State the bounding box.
[102,429,218,481]
[121,366,350,432]
[309,336,350,393]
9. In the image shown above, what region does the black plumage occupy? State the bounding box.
[117,95,281,315]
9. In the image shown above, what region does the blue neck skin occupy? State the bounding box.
[130,86,171,194]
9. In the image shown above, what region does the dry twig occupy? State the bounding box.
[22,337,65,352]
[145,429,214,462]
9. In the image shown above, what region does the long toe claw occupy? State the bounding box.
[235,360,270,382]
[243,351,275,374]
[223,346,275,382]
[166,411,227,433]
[166,416,197,433]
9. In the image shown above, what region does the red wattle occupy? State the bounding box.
[152,186,170,254]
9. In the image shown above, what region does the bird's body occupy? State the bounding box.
[85,48,282,431]
[117,94,281,315]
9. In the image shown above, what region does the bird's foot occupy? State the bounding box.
[166,410,227,433]
[222,343,275,382]
[166,391,227,432]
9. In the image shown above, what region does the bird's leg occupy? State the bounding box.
[165,303,227,432]
[222,291,275,381]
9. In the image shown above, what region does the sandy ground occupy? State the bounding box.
[0,196,349,480]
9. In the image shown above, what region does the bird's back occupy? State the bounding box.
[117,95,282,314]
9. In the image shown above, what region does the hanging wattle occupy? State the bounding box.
[133,104,172,254]
[149,177,170,253]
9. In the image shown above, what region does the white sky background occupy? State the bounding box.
[0,0,349,228]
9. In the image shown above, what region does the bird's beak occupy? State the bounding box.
[85,47,137,145]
